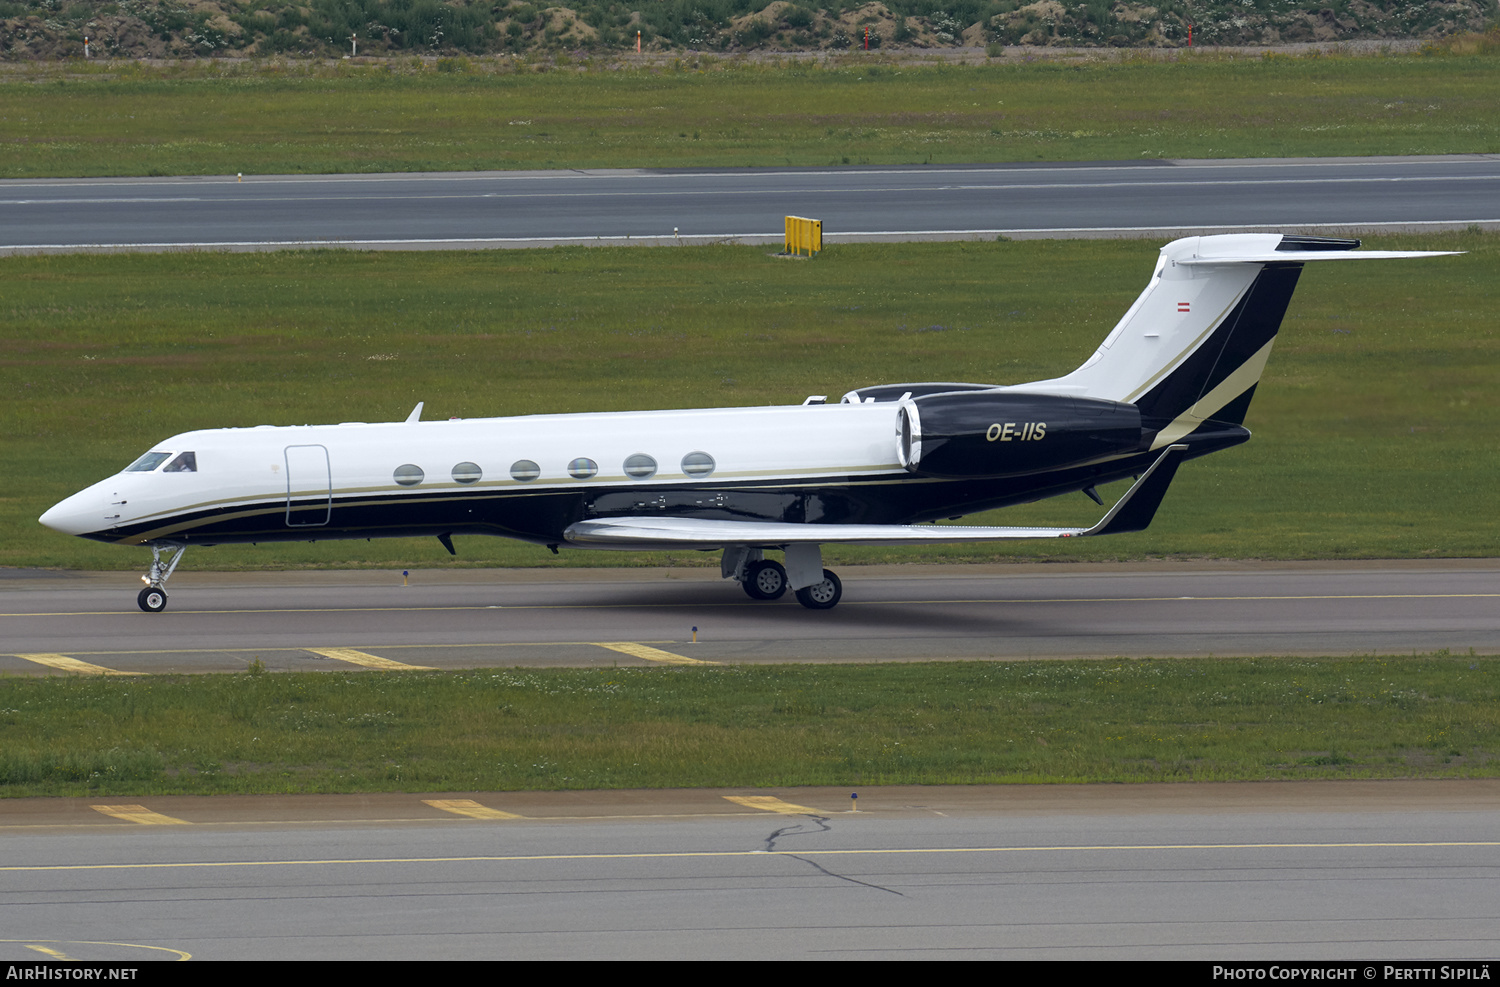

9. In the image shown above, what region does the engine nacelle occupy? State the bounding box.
[896,391,1144,478]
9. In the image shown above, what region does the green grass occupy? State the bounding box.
[5,232,1496,572]
[1,656,1495,796]
[1,52,1498,177]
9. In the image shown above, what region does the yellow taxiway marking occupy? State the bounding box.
[24,945,73,960]
[12,653,142,676]
[5,840,1498,874]
[90,804,191,826]
[0,941,192,961]
[723,795,823,815]
[305,647,436,671]
[423,799,523,820]
[596,642,717,665]
[1,641,681,657]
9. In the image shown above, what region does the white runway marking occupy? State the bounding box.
[5,217,1494,253]
[5,839,1499,872]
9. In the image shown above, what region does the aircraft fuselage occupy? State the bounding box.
[40,399,1241,550]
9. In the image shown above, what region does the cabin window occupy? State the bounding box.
[125,451,171,473]
[568,458,598,480]
[163,451,197,473]
[681,451,716,477]
[623,453,657,479]
[451,462,483,484]
[393,464,425,486]
[510,460,540,482]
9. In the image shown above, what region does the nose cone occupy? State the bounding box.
[39,490,97,537]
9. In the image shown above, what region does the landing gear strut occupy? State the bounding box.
[138,542,186,613]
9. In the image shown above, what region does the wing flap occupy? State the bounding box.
[565,517,1089,550]
[564,445,1188,550]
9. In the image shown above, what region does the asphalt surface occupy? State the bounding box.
[7,152,1498,962]
[3,781,1498,960]
[3,560,1498,674]
[6,563,1498,960]
[2,155,1497,253]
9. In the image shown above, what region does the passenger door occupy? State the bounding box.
[284,445,331,527]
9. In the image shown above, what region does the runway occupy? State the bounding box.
[3,560,1497,674]
[3,781,1498,960]
[1,155,1497,254]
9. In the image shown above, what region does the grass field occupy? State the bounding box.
[4,232,1495,573]
[1,52,1498,176]
[1,655,1494,796]
[5,44,1497,806]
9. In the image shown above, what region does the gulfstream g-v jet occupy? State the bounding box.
[40,234,1455,612]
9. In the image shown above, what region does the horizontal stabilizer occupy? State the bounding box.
[1180,250,1462,265]
[563,445,1188,550]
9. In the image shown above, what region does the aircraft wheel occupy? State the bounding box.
[794,569,842,610]
[742,560,788,600]
[137,586,168,613]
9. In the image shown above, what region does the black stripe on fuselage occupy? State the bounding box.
[85,425,1249,547]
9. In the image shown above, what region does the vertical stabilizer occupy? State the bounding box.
[1013,234,1456,450]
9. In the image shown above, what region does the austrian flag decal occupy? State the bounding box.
[1177,301,1191,312]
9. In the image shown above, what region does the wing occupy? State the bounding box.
[563,444,1188,550]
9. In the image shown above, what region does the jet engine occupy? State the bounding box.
[896,391,1144,478]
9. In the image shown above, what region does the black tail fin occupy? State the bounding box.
[1017,234,1453,451]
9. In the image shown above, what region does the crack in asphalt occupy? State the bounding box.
[763,816,906,897]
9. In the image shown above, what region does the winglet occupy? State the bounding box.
[1080,444,1189,537]
[405,401,424,424]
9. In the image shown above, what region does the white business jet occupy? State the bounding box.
[40,234,1454,612]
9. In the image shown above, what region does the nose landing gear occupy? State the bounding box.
[137,542,186,612]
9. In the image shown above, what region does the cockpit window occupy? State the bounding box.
[163,452,197,473]
[125,452,172,473]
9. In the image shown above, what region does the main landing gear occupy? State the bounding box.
[724,545,843,610]
[137,542,186,613]
[742,559,788,600]
[794,569,842,610]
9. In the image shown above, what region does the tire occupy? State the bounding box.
[794,569,842,610]
[742,560,788,600]
[137,586,168,613]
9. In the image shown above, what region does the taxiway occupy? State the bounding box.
[3,561,1497,674]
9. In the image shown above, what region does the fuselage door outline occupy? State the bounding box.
[285,444,332,527]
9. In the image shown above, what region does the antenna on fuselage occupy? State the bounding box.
[405,402,424,424]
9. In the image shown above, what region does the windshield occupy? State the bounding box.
[124,451,172,473]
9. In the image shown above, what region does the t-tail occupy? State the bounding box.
[1017,233,1459,450]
